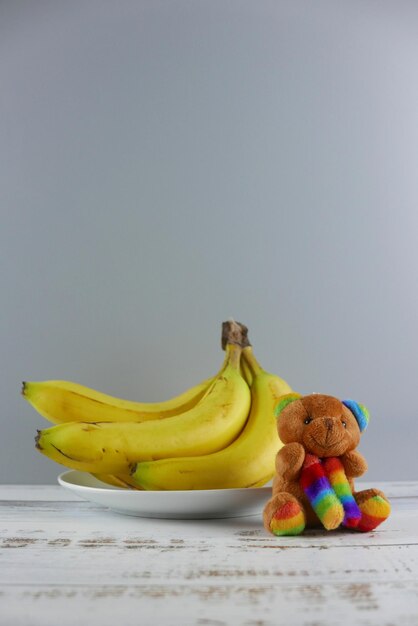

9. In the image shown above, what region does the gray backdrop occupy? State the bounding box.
[1,1,417,484]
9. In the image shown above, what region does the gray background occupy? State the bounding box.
[1,1,417,484]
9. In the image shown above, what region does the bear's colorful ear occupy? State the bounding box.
[342,400,370,432]
[274,393,302,418]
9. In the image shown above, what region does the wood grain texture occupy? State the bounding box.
[0,482,417,626]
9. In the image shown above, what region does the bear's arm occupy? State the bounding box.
[276,443,306,480]
[340,450,368,478]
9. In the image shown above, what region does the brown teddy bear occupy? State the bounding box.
[263,393,391,536]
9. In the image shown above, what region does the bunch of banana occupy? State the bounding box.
[131,346,292,490]
[25,321,293,490]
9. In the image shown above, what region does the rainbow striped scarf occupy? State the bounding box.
[300,454,361,530]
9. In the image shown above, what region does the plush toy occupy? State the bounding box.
[263,393,391,536]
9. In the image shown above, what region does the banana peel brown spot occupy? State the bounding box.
[50,443,97,463]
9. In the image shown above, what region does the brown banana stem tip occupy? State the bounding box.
[221,319,251,350]
[34,429,42,450]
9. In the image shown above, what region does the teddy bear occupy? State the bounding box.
[263,393,391,536]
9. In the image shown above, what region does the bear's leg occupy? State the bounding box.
[353,488,391,532]
[263,492,306,536]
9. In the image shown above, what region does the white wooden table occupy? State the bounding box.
[1,482,417,626]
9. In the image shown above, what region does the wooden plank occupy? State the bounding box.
[0,485,78,501]
[1,483,417,626]
[0,500,416,587]
[0,480,417,501]
[1,581,417,626]
[1,541,417,586]
[0,496,416,548]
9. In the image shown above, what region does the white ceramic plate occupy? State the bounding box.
[58,471,272,519]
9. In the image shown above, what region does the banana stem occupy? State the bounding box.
[225,342,242,370]
[221,319,250,350]
[242,346,263,376]
[221,319,255,375]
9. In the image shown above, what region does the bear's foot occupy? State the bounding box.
[353,488,391,532]
[264,493,306,536]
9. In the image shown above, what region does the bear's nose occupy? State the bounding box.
[324,418,334,443]
[324,418,334,431]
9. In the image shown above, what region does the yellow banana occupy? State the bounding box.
[92,474,142,489]
[22,374,214,424]
[35,343,251,474]
[130,346,292,490]
[240,355,253,387]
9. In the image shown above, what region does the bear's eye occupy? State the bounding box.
[304,417,312,425]
[341,420,347,428]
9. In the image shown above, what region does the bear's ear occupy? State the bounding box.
[342,399,370,432]
[274,393,302,418]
